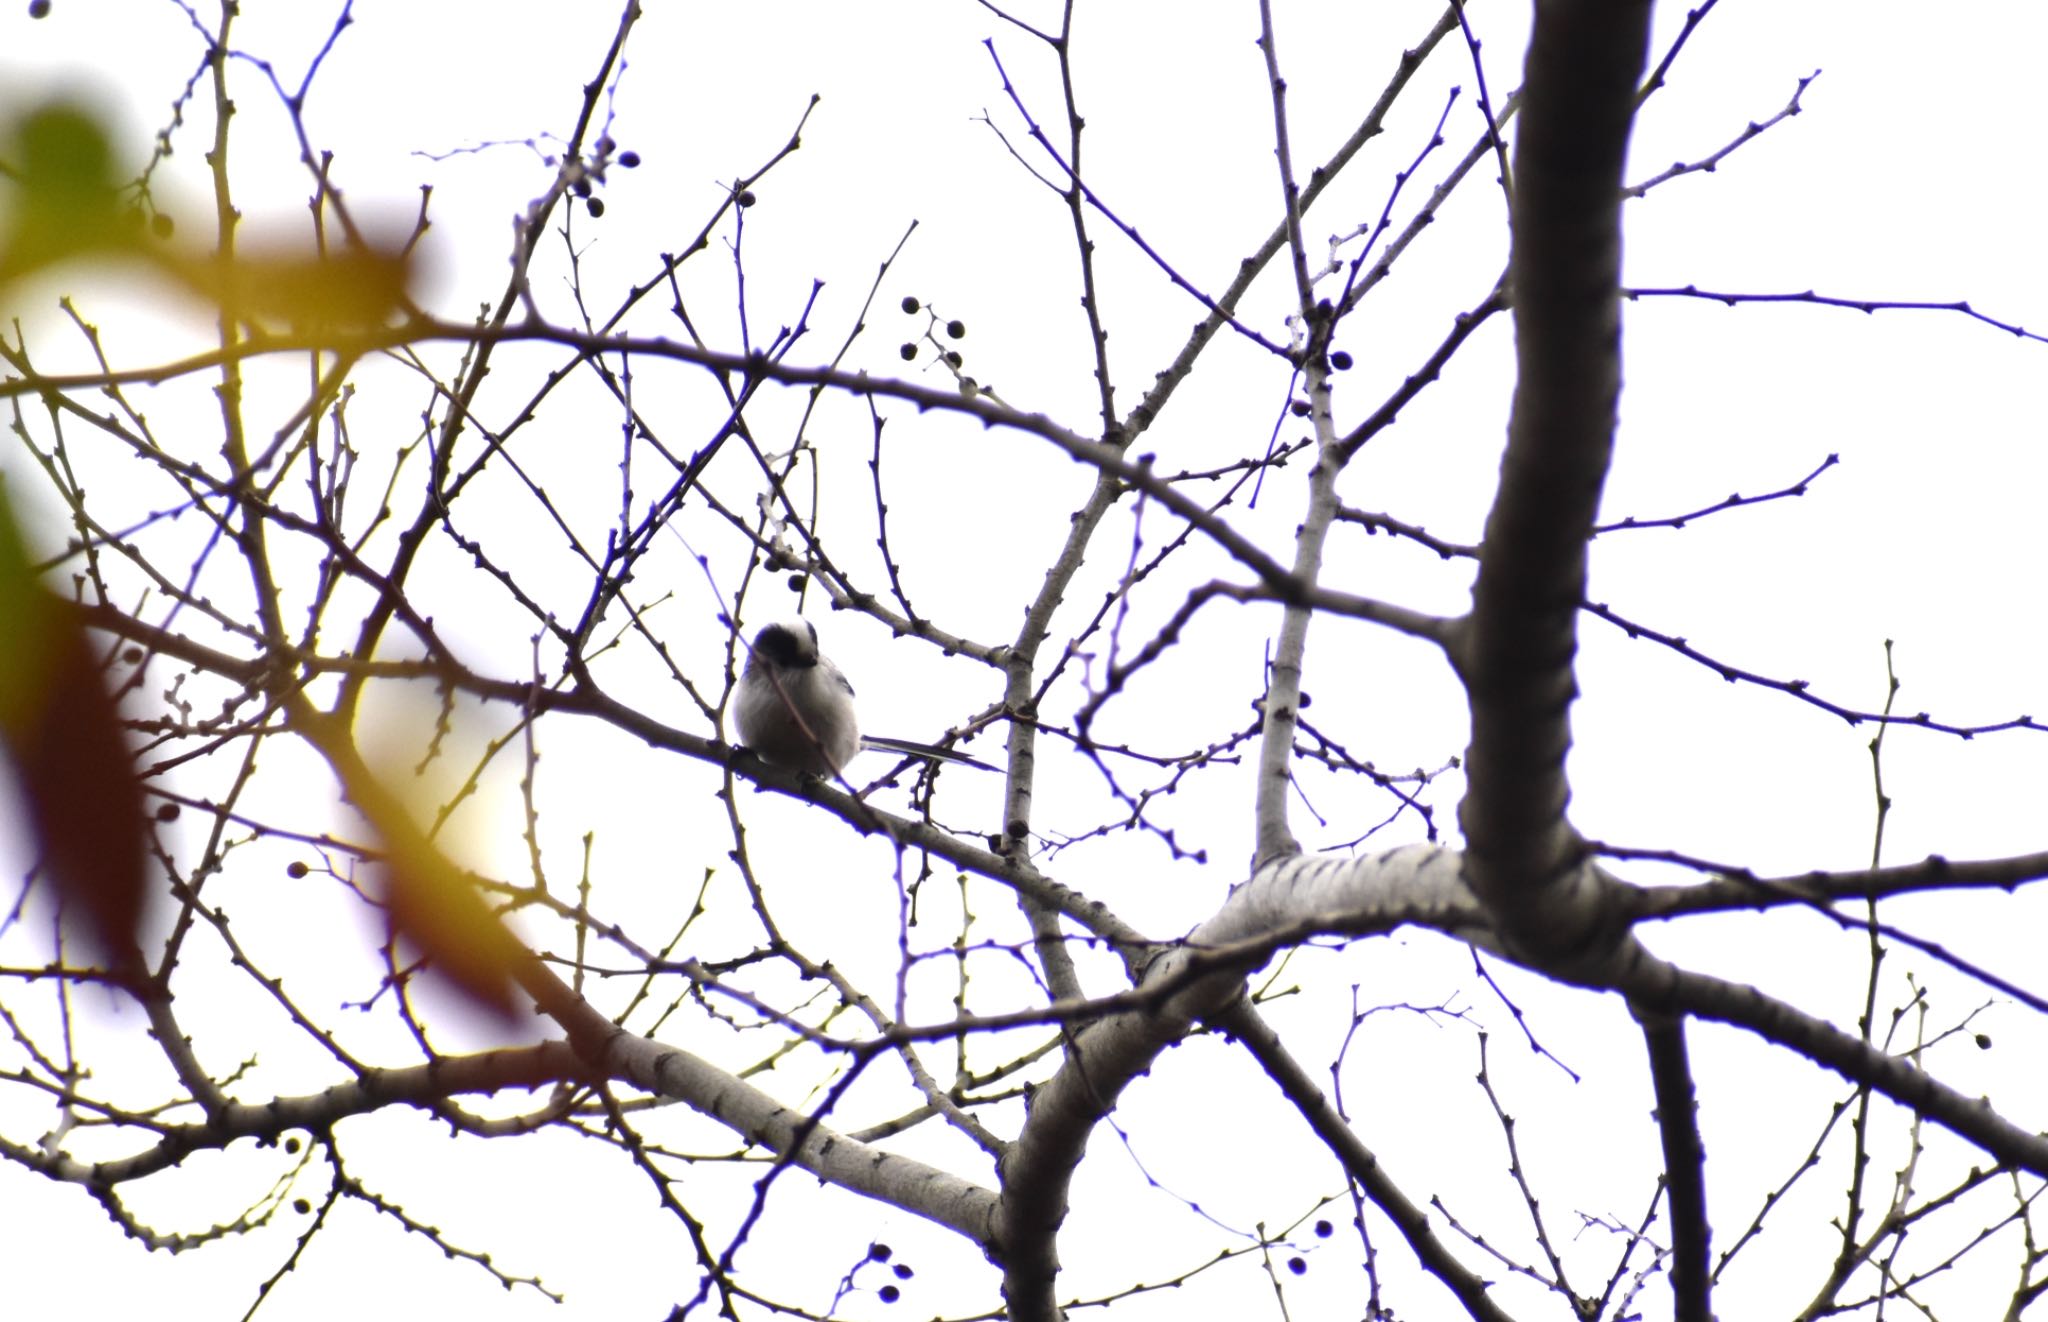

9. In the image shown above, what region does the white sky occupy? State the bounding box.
[2,2,2045,1319]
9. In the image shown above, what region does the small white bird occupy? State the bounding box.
[735,620,995,776]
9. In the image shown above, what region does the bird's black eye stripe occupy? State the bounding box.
[753,622,817,669]
[755,624,798,666]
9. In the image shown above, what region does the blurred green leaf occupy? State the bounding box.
[0,98,126,286]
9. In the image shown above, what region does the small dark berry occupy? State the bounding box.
[867,1243,893,1261]
[892,1264,912,1280]
[945,319,966,339]
[1314,1219,1332,1238]
[287,861,309,878]
[572,179,592,198]
[899,344,916,361]
[619,150,641,168]
[151,212,175,239]
[900,296,920,313]
[285,1137,301,1153]
[595,135,615,154]
[122,646,143,663]
[1975,1033,1992,1049]
[155,803,179,822]
[29,0,51,17]
[1289,400,1310,417]
[586,197,605,218]
[737,189,756,207]
[292,1198,310,1214]
[1287,1257,1306,1275]
[878,1285,900,1303]
[944,351,962,368]
[1330,351,1353,370]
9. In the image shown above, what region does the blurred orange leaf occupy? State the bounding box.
[313,724,523,1023]
[378,822,524,1024]
[0,487,146,964]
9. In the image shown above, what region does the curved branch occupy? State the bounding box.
[1455,0,1653,961]
[1605,944,2048,1176]
[993,844,1480,1319]
[2,1043,594,1186]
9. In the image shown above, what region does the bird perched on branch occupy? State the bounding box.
[735,620,995,777]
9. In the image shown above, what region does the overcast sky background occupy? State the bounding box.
[2,2,2045,1318]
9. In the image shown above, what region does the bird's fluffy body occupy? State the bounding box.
[736,620,861,775]
[735,620,996,775]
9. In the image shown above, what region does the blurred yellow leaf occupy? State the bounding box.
[162,241,414,332]
[2,97,415,328]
